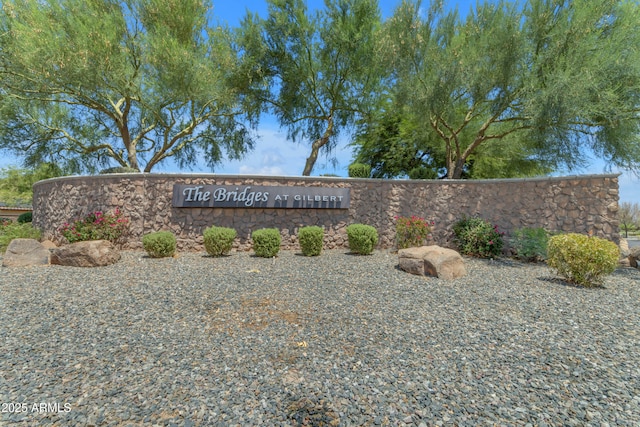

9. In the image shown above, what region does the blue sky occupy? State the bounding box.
[1,0,638,202]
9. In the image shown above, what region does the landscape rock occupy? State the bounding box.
[2,238,50,267]
[628,246,640,269]
[40,240,58,250]
[398,245,467,280]
[50,240,120,267]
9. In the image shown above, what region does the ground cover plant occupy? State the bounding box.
[59,208,129,244]
[547,233,619,287]
[395,215,433,249]
[252,228,281,258]
[203,226,237,256]
[0,222,41,253]
[142,231,176,258]
[453,215,504,258]
[298,226,324,256]
[346,224,378,255]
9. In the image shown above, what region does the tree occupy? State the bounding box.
[619,201,640,238]
[0,0,257,173]
[352,97,553,179]
[0,163,65,205]
[237,0,383,176]
[376,0,640,179]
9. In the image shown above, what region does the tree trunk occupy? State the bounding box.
[448,158,466,179]
[302,116,334,176]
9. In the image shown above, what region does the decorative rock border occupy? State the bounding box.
[32,173,620,251]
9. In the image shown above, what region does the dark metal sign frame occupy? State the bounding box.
[172,184,350,209]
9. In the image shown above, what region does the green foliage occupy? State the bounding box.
[17,212,32,224]
[99,167,141,174]
[237,0,383,175]
[0,217,12,226]
[511,227,549,262]
[142,231,176,258]
[0,0,256,173]
[298,226,324,256]
[252,228,281,258]
[395,215,433,249]
[374,0,640,178]
[453,216,504,258]
[59,208,129,243]
[408,166,437,180]
[0,223,41,253]
[618,201,640,238]
[547,233,619,287]
[203,226,237,257]
[348,163,372,178]
[0,163,65,205]
[346,224,378,255]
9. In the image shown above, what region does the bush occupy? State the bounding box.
[395,215,434,249]
[408,166,437,180]
[203,226,237,256]
[252,228,281,258]
[346,224,378,255]
[547,233,619,287]
[142,231,176,258]
[0,223,41,253]
[298,226,324,256]
[511,227,549,262]
[0,217,12,227]
[348,163,371,178]
[59,208,129,243]
[99,166,140,174]
[17,212,32,224]
[453,215,504,258]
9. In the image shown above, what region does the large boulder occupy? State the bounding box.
[2,238,50,267]
[50,240,120,267]
[398,245,467,280]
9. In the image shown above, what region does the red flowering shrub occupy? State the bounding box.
[60,208,129,243]
[395,215,434,249]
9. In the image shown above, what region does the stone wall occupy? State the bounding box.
[32,173,620,251]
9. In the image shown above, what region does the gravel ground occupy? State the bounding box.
[1,249,639,427]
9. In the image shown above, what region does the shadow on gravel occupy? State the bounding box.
[287,396,339,426]
[536,276,607,290]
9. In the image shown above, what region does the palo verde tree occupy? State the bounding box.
[237,0,383,176]
[352,97,554,179]
[378,0,640,179]
[0,0,257,173]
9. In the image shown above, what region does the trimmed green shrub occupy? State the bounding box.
[252,228,281,258]
[298,226,324,256]
[547,233,619,287]
[0,223,41,253]
[348,163,371,178]
[453,215,504,258]
[511,227,549,262]
[17,212,32,224]
[346,224,378,255]
[203,226,237,256]
[142,231,176,258]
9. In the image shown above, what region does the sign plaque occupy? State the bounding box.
[172,184,350,209]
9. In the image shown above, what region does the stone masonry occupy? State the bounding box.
[32,174,620,251]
